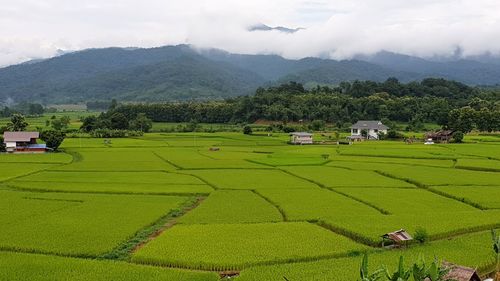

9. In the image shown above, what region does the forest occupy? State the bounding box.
[107,78,499,132]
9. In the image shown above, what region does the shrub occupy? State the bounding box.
[282,126,296,133]
[243,126,253,135]
[451,131,464,143]
[414,227,429,244]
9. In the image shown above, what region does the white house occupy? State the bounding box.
[349,121,388,140]
[3,131,46,153]
[289,132,313,144]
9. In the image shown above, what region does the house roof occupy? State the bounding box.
[351,121,389,130]
[3,132,39,142]
[442,262,481,281]
[381,229,413,242]
[290,132,313,137]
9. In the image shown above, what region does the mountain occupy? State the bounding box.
[248,24,303,33]
[2,45,500,104]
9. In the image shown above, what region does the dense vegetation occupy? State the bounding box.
[109,79,500,132]
[3,45,500,104]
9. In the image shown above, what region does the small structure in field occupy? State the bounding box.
[381,229,413,247]
[442,262,481,281]
[289,132,313,145]
[3,131,46,153]
[425,130,454,143]
[209,147,220,151]
[349,120,388,140]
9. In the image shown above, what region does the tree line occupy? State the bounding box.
[106,79,499,132]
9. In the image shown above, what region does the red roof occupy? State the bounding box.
[3,132,39,142]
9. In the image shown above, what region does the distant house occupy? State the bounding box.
[289,132,313,145]
[442,262,481,281]
[381,229,412,247]
[3,132,46,153]
[349,120,388,140]
[425,130,454,143]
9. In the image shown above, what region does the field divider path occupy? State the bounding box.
[99,196,206,261]
[152,151,182,169]
[251,190,288,221]
[374,170,487,210]
[278,168,391,215]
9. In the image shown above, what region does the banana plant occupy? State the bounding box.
[384,256,412,281]
[493,229,500,272]
[359,253,384,281]
[411,255,454,281]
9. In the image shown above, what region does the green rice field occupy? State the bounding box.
[0,132,499,280]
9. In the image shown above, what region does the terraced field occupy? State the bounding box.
[0,132,498,280]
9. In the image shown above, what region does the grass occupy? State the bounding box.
[179,190,283,224]
[0,190,190,257]
[131,222,368,271]
[182,169,319,190]
[0,251,218,281]
[256,188,382,220]
[282,166,414,188]
[0,130,499,279]
[237,231,496,281]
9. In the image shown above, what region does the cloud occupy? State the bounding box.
[1,0,500,67]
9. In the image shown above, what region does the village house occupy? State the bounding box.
[289,132,313,145]
[2,131,46,153]
[349,120,389,140]
[442,262,482,281]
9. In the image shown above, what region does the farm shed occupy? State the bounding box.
[289,132,313,145]
[349,120,388,140]
[2,132,46,153]
[381,229,412,247]
[442,262,481,281]
[425,130,454,143]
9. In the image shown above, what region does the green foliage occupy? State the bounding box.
[0,135,5,152]
[110,112,129,130]
[129,113,152,132]
[7,114,28,131]
[40,129,66,150]
[309,120,326,131]
[493,229,500,271]
[447,107,476,133]
[50,115,71,130]
[451,131,464,143]
[243,125,253,135]
[383,256,412,281]
[414,227,429,244]
[359,253,384,281]
[411,256,453,281]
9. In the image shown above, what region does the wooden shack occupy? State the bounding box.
[381,229,413,247]
[442,262,481,281]
[425,130,454,143]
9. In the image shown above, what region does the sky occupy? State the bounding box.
[1,0,500,67]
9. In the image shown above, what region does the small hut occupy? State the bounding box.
[442,262,481,281]
[381,229,413,247]
[289,132,313,145]
[425,130,454,143]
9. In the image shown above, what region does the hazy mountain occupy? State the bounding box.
[1,45,500,104]
[248,24,303,33]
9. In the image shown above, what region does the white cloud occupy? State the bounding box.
[1,0,500,67]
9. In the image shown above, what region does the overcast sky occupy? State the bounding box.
[1,0,500,67]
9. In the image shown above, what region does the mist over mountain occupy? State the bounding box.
[1,44,500,104]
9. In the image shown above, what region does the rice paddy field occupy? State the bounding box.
[0,131,499,280]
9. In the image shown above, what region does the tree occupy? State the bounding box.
[80,116,98,132]
[243,125,253,135]
[129,113,152,132]
[51,116,71,131]
[309,120,325,131]
[447,107,475,133]
[0,136,5,152]
[361,129,368,139]
[7,114,28,131]
[40,130,66,151]
[109,112,129,130]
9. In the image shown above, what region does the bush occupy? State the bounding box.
[0,136,5,152]
[451,131,464,143]
[386,130,405,139]
[243,125,253,135]
[89,129,143,138]
[282,126,296,133]
[414,227,429,244]
[309,120,325,131]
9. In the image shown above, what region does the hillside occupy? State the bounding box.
[2,45,500,104]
